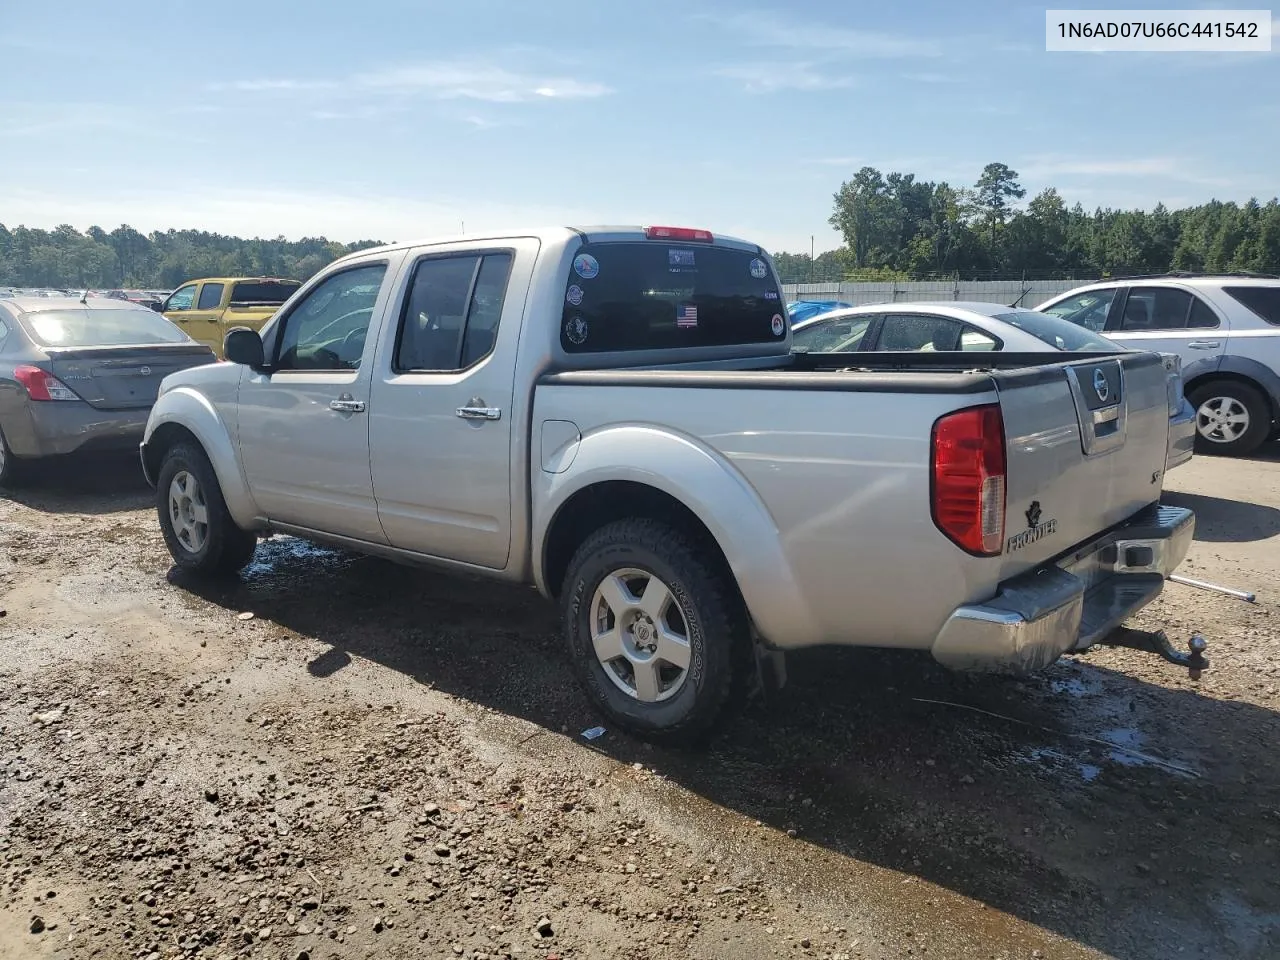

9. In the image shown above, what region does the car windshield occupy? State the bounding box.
[992,310,1121,352]
[22,308,191,346]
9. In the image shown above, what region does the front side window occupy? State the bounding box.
[196,282,224,310]
[166,283,197,311]
[560,242,785,353]
[791,315,872,352]
[1041,289,1116,332]
[1119,287,1193,331]
[274,263,387,371]
[1222,286,1280,326]
[394,251,514,372]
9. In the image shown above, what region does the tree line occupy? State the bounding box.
[0,224,383,290]
[774,161,1280,284]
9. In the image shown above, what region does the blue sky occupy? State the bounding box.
[1,1,1276,254]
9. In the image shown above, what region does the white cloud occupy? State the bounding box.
[715,62,855,93]
[1019,155,1234,188]
[703,10,943,58]
[214,60,612,104]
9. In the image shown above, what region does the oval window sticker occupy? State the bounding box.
[566,284,584,306]
[749,258,768,280]
[771,314,785,336]
[573,254,600,280]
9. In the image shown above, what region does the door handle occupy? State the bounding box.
[456,403,502,421]
[329,395,366,414]
[1187,341,1221,349]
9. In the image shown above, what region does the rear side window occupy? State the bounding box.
[560,242,786,353]
[1041,289,1115,332]
[229,280,300,306]
[394,252,514,372]
[197,282,224,310]
[1222,286,1280,325]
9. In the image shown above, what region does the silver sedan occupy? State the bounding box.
[0,297,215,486]
[791,300,1196,472]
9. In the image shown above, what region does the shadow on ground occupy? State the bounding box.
[1,452,150,514]
[1162,490,1280,543]
[168,535,1280,960]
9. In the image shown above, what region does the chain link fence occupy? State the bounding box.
[782,278,1090,308]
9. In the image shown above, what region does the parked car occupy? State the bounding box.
[1037,276,1280,456]
[791,301,1195,473]
[141,225,1194,743]
[158,277,302,356]
[0,297,215,485]
[786,299,852,325]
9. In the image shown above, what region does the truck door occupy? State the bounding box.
[367,237,539,570]
[182,281,227,354]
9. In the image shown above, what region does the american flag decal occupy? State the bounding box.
[676,303,698,327]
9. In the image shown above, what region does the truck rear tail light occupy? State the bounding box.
[644,226,714,242]
[931,404,1006,556]
[14,364,80,401]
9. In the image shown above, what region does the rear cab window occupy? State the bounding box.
[230,280,301,307]
[560,240,787,353]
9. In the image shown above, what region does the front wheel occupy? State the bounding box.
[156,442,257,575]
[1188,381,1271,457]
[561,518,750,745]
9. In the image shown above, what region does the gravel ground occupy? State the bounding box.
[2,446,1279,960]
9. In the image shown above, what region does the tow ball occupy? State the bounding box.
[1101,627,1209,680]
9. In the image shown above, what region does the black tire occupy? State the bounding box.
[156,441,257,575]
[0,425,25,489]
[560,518,750,746]
[1188,381,1271,457]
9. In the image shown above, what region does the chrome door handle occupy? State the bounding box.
[1187,341,1221,349]
[456,404,502,421]
[329,396,366,413]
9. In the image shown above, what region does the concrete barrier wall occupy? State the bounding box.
[783,279,1087,308]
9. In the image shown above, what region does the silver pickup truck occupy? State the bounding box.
[140,226,1196,743]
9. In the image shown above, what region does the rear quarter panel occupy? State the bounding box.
[532,379,1012,651]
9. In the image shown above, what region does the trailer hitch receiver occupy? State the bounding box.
[1101,628,1209,680]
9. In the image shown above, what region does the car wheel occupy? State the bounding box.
[561,518,750,746]
[156,441,257,575]
[0,425,25,489]
[1188,381,1271,457]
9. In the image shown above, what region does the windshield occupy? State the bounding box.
[23,308,191,347]
[230,280,300,306]
[992,310,1121,352]
[560,241,786,353]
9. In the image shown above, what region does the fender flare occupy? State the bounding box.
[533,424,822,648]
[143,387,263,529]
[1196,355,1280,416]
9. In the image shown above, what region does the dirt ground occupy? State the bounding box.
[2,446,1279,960]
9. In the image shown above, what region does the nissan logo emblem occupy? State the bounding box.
[1092,368,1109,402]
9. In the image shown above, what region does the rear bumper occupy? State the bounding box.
[1166,399,1195,471]
[4,402,150,458]
[931,504,1194,674]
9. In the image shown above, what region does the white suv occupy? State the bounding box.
[1037,277,1280,457]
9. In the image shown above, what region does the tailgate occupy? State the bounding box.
[48,344,215,410]
[994,351,1169,579]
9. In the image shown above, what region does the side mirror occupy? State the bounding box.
[149,300,165,312]
[224,327,265,367]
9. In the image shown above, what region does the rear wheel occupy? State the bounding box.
[1188,381,1271,457]
[156,442,257,575]
[0,426,25,489]
[560,518,750,746]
